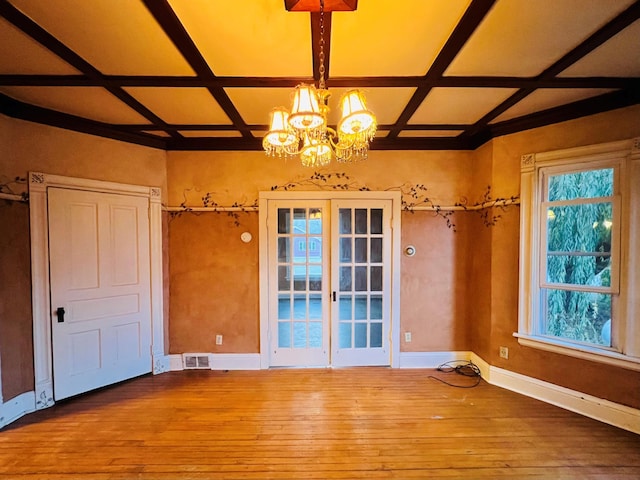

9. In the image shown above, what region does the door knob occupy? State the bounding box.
[56,307,65,323]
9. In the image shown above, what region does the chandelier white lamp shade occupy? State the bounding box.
[263,86,377,164]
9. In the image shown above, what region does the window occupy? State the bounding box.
[517,139,640,370]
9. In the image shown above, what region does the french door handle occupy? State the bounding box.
[56,307,65,323]
[332,291,336,302]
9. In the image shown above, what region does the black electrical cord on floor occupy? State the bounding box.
[428,360,482,388]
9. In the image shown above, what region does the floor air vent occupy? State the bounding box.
[182,353,212,369]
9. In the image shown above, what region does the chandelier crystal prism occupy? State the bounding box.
[263,0,376,166]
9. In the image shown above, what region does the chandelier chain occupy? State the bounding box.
[318,0,326,90]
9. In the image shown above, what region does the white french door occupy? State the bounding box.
[263,194,397,367]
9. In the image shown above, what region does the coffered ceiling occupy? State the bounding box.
[1,0,639,151]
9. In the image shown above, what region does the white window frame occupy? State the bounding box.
[516,139,640,371]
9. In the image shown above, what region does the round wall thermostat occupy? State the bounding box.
[240,232,252,243]
[404,245,416,257]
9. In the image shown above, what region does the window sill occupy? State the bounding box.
[514,333,640,372]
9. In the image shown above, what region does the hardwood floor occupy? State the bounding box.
[1,368,639,479]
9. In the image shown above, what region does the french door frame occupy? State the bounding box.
[258,190,402,369]
[29,172,167,410]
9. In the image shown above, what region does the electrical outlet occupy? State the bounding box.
[215,334,223,345]
[404,332,412,343]
[499,346,509,359]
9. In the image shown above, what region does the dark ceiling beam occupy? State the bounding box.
[141,0,253,139]
[387,0,498,139]
[0,0,182,139]
[487,89,640,139]
[465,1,640,139]
[2,74,639,90]
[0,94,166,149]
[163,134,475,151]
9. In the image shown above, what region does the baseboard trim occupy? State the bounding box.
[169,353,261,371]
[470,353,640,435]
[0,391,36,429]
[398,351,471,368]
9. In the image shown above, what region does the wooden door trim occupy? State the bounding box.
[258,190,401,369]
[28,172,167,410]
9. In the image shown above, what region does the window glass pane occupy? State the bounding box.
[370,295,382,320]
[278,266,290,291]
[355,209,367,234]
[309,209,322,234]
[309,294,322,320]
[277,237,290,263]
[278,322,291,348]
[340,237,352,262]
[293,266,306,291]
[293,238,306,263]
[309,266,322,291]
[340,266,352,291]
[339,322,352,348]
[546,202,612,286]
[308,322,322,348]
[339,296,353,320]
[355,266,367,291]
[278,295,291,320]
[355,238,368,263]
[355,295,367,320]
[339,208,351,234]
[354,323,367,348]
[293,322,306,348]
[370,238,382,263]
[548,168,613,201]
[370,322,382,348]
[543,288,611,346]
[371,266,383,291]
[293,208,307,233]
[293,294,306,319]
[370,209,383,234]
[278,208,290,234]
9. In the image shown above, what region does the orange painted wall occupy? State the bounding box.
[485,105,640,408]
[0,115,168,401]
[166,149,477,356]
[0,201,34,400]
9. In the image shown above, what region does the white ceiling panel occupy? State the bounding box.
[9,0,194,75]
[398,130,464,138]
[324,87,417,126]
[446,0,638,77]
[410,87,517,125]
[492,88,618,123]
[225,87,298,126]
[179,130,242,138]
[560,19,640,77]
[168,0,312,77]
[124,87,231,125]
[0,86,151,124]
[331,0,471,76]
[0,17,78,74]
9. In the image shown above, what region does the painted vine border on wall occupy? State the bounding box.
[0,175,28,201]
[169,171,520,231]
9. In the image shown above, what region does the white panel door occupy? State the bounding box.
[48,187,152,400]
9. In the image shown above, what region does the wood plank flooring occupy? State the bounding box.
[1,368,639,479]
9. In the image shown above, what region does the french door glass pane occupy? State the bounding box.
[277,207,324,351]
[337,205,385,352]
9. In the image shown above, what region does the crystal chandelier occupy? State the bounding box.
[263,0,376,167]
